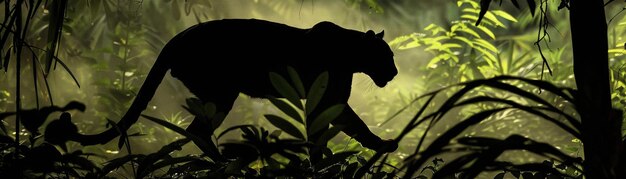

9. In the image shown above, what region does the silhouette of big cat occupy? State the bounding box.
[78,19,398,153]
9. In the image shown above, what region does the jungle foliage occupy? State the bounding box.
[0,0,625,178]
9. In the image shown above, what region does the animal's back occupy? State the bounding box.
[164,19,314,98]
[170,19,306,68]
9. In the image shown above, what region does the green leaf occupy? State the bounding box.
[388,34,412,47]
[473,38,498,52]
[399,40,421,49]
[457,27,481,38]
[453,36,474,47]
[308,104,345,135]
[483,11,505,27]
[491,10,518,22]
[305,71,329,115]
[608,49,626,54]
[474,47,498,67]
[287,66,306,98]
[476,25,496,40]
[441,43,463,49]
[264,114,305,140]
[424,24,437,31]
[458,0,479,8]
[424,24,446,35]
[462,8,480,14]
[269,72,303,110]
[428,54,449,68]
[268,98,304,124]
[52,56,81,88]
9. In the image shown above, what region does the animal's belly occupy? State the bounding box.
[237,76,282,98]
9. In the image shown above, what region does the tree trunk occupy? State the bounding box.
[569,0,622,178]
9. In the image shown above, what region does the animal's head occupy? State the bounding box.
[358,30,398,87]
[307,22,398,87]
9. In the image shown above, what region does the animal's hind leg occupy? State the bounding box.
[184,89,238,159]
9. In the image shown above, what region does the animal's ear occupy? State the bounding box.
[365,30,375,37]
[376,30,384,38]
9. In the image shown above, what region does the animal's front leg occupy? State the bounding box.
[307,72,397,154]
[330,106,398,153]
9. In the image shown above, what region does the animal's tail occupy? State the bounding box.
[78,46,173,145]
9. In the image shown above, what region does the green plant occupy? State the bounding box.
[389,0,519,85]
[356,76,584,179]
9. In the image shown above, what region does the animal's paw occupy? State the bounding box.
[373,139,398,153]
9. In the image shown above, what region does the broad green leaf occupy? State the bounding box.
[308,104,345,135]
[491,10,518,22]
[264,114,305,140]
[269,72,303,110]
[268,98,304,124]
[305,71,329,115]
[287,66,306,98]
[476,25,496,40]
